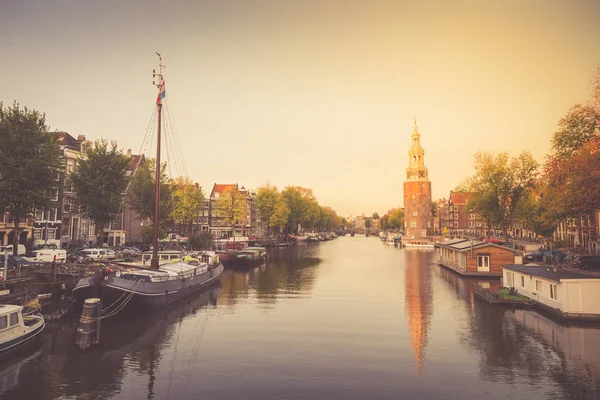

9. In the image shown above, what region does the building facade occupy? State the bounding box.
[403,121,433,238]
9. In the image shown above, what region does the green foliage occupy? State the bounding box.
[372,212,379,219]
[317,206,341,231]
[381,208,404,231]
[141,225,166,243]
[0,102,63,254]
[255,184,289,231]
[128,158,172,226]
[464,151,539,239]
[188,232,213,250]
[365,218,372,229]
[281,186,320,233]
[213,186,247,228]
[70,139,131,237]
[170,176,205,231]
[550,103,599,160]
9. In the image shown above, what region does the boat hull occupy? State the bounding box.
[73,264,224,313]
[0,317,44,358]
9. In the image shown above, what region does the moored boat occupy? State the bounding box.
[222,246,268,269]
[0,305,44,358]
[403,239,435,249]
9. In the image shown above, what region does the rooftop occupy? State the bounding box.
[502,264,600,282]
[449,191,473,205]
[210,183,238,198]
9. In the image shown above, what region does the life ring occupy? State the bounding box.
[104,275,109,280]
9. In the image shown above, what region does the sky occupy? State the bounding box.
[2,0,600,217]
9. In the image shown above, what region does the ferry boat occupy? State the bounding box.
[0,305,44,358]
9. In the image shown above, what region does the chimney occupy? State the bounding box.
[77,135,86,141]
[127,149,132,157]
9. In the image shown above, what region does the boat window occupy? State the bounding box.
[9,312,18,326]
[0,315,7,330]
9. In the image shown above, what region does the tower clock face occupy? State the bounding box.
[418,171,425,178]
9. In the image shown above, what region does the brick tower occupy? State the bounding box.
[403,119,433,239]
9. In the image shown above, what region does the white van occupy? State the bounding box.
[79,248,108,261]
[0,245,26,256]
[23,249,67,263]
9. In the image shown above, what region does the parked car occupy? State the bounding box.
[79,248,108,261]
[524,251,544,262]
[22,249,67,263]
[67,251,91,263]
[104,249,116,260]
[0,254,34,269]
[572,255,600,270]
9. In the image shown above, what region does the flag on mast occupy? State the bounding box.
[156,81,166,104]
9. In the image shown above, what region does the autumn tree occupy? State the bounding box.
[0,103,63,254]
[381,208,404,231]
[128,158,172,228]
[70,139,130,242]
[213,186,247,237]
[170,176,205,236]
[372,212,380,219]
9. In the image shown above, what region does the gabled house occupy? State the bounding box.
[438,238,520,277]
[106,150,147,245]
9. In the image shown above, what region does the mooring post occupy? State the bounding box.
[76,298,102,350]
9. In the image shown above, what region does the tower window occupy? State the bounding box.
[411,220,417,228]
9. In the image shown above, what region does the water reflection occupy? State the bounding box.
[436,265,600,399]
[219,246,322,308]
[3,284,221,400]
[403,250,434,374]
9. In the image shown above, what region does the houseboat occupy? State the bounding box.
[502,264,600,321]
[222,247,268,268]
[0,305,45,358]
[403,239,435,249]
[437,238,519,277]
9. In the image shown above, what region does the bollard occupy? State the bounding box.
[76,298,102,350]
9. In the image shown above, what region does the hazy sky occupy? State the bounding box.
[3,0,600,217]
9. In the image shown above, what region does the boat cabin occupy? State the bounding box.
[0,304,45,356]
[141,251,185,265]
[438,239,519,277]
[503,264,600,320]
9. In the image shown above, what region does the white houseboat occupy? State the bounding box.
[0,305,45,358]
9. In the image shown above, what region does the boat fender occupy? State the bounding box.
[116,271,121,277]
[104,275,109,280]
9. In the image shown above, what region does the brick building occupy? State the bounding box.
[403,120,433,238]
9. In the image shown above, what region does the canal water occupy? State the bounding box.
[1,236,600,399]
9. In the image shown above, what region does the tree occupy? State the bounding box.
[70,139,131,242]
[213,186,247,236]
[170,176,204,237]
[0,103,63,254]
[372,212,380,219]
[464,151,539,240]
[365,218,372,231]
[128,158,172,226]
[188,232,213,250]
[379,215,389,230]
[387,208,405,231]
[551,104,600,160]
[281,186,320,233]
[270,198,290,233]
[255,184,289,236]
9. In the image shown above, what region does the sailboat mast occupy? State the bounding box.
[152,53,164,269]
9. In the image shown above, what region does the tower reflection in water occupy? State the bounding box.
[403,249,434,374]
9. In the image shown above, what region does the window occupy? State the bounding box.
[411,220,416,228]
[477,255,490,269]
[454,205,458,211]
[454,213,458,220]
[47,230,56,240]
[550,284,558,300]
[535,280,542,291]
[9,312,18,326]
[34,229,43,240]
[421,230,426,236]
[413,211,418,216]
[0,315,7,330]
[49,208,57,222]
[521,276,525,287]
[454,221,458,228]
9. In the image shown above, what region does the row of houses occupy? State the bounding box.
[0,132,267,250]
[434,190,599,253]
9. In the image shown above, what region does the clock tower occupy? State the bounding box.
[403,119,433,238]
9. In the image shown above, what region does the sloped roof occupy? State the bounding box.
[210,183,238,198]
[439,239,518,253]
[502,265,600,282]
[449,191,473,205]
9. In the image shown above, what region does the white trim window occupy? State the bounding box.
[411,220,417,228]
[477,255,490,271]
[550,284,558,300]
[33,229,43,240]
